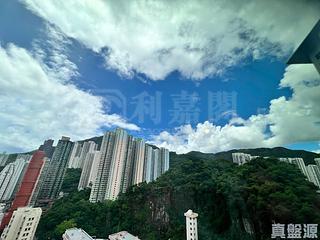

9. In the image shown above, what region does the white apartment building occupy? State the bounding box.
[68,142,83,168]
[133,139,145,185]
[90,132,115,203]
[153,148,161,180]
[87,151,101,188]
[1,207,42,240]
[184,209,198,240]
[109,231,140,240]
[63,228,94,240]
[160,147,170,172]
[144,145,154,183]
[106,129,129,200]
[0,157,28,201]
[315,158,320,168]
[0,153,9,167]
[78,142,98,190]
[89,129,170,202]
[307,164,320,188]
[280,158,309,178]
[232,153,252,165]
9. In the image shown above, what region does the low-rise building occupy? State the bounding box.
[63,228,94,240]
[109,231,140,240]
[0,207,42,240]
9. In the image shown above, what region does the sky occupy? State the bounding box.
[0,0,319,154]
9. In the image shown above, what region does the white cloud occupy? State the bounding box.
[21,0,320,81]
[0,43,139,152]
[151,65,320,153]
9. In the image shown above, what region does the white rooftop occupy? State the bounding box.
[63,228,94,240]
[108,231,140,240]
[184,209,198,218]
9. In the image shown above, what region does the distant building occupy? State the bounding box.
[315,158,320,168]
[0,151,45,231]
[35,136,73,206]
[306,165,320,188]
[0,156,29,201]
[184,209,198,240]
[279,158,309,177]
[0,203,7,223]
[90,131,115,203]
[0,153,9,167]
[232,153,252,165]
[63,228,94,240]
[132,138,145,185]
[89,129,170,202]
[68,142,83,168]
[106,129,129,200]
[109,231,140,240]
[78,142,98,190]
[0,207,42,240]
[287,20,320,74]
[38,139,55,159]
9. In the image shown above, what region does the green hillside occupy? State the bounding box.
[36,152,320,240]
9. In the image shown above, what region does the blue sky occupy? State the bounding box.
[0,0,319,154]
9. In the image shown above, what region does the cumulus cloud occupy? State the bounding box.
[21,0,320,81]
[0,43,139,152]
[151,65,320,153]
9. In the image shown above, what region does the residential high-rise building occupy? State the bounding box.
[1,207,42,240]
[67,141,82,169]
[29,159,50,207]
[89,128,170,202]
[62,228,94,240]
[109,231,140,240]
[315,158,320,168]
[160,147,170,173]
[184,209,198,240]
[280,158,307,173]
[36,136,73,206]
[307,165,320,188]
[87,151,101,188]
[0,153,9,167]
[132,139,145,185]
[144,145,154,183]
[90,132,115,203]
[0,157,29,201]
[120,135,135,193]
[106,129,129,200]
[78,142,98,190]
[153,148,161,180]
[38,139,55,159]
[0,151,45,231]
[232,153,252,165]
[0,204,6,223]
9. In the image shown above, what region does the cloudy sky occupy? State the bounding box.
[0,0,319,153]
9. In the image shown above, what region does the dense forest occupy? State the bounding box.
[35,149,320,240]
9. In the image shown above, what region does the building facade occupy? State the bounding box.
[90,132,116,202]
[78,142,98,190]
[0,153,9,167]
[0,151,45,230]
[62,228,94,240]
[1,207,42,240]
[89,129,170,202]
[109,231,140,240]
[38,139,55,159]
[35,136,73,206]
[184,209,198,240]
[0,157,29,201]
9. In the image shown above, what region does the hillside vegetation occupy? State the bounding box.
[36,151,320,240]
